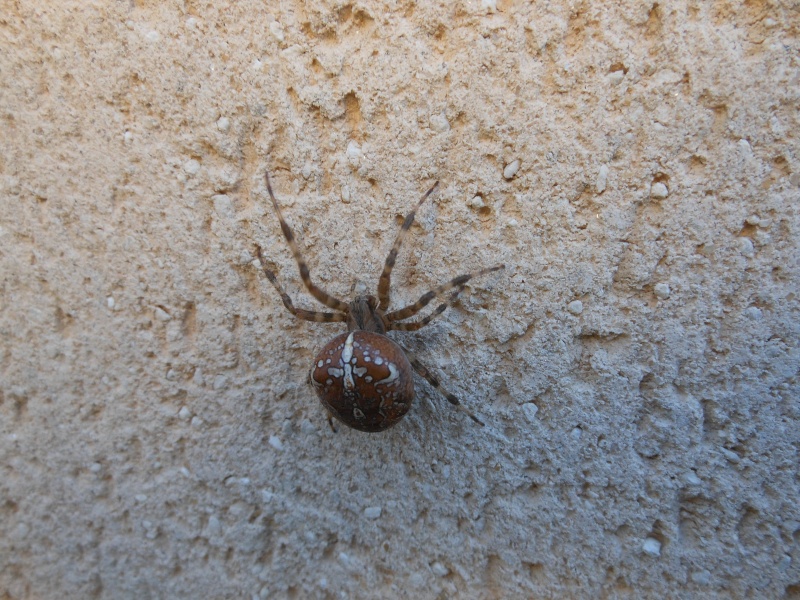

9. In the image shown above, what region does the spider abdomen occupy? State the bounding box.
[310,330,414,432]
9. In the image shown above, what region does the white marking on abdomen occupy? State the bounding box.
[375,362,399,386]
[342,332,356,390]
[342,333,355,363]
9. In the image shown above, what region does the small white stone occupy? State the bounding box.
[225,502,257,524]
[269,21,285,41]
[145,30,160,43]
[135,494,148,503]
[654,283,671,300]
[364,506,382,519]
[503,159,520,180]
[739,237,755,257]
[738,138,752,153]
[341,185,351,203]
[720,447,740,463]
[522,403,539,421]
[642,537,661,556]
[186,17,197,29]
[154,306,171,321]
[567,300,583,315]
[184,159,201,175]
[213,375,228,390]
[481,0,497,12]
[269,435,283,451]
[691,569,711,584]
[213,194,232,217]
[508,218,518,227]
[608,70,625,85]
[178,406,191,420]
[166,369,178,381]
[467,195,485,209]
[745,214,760,226]
[650,182,668,199]
[193,368,204,386]
[106,296,115,309]
[431,562,449,577]
[430,112,450,132]
[570,426,583,440]
[596,164,609,193]
[205,515,222,537]
[216,117,230,132]
[684,471,702,485]
[744,306,762,320]
[191,416,203,427]
[123,130,133,144]
[90,462,102,473]
[346,141,362,162]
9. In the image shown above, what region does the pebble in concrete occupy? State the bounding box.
[650,182,669,199]
[504,159,520,180]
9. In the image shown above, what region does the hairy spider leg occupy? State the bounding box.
[264,171,349,312]
[376,181,439,312]
[254,244,346,323]
[388,285,466,332]
[397,342,485,426]
[386,264,505,322]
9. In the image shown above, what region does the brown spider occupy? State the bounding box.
[255,171,504,432]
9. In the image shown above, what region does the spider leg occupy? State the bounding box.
[396,342,485,426]
[264,171,349,312]
[326,412,338,433]
[388,285,465,332]
[376,181,439,312]
[255,245,347,323]
[386,264,504,322]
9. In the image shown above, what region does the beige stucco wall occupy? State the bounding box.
[2,1,799,598]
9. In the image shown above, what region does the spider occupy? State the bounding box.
[254,171,504,432]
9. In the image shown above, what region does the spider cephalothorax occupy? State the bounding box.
[255,171,503,432]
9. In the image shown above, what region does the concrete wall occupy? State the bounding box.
[1,1,799,598]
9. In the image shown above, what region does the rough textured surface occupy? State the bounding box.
[1,1,799,598]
